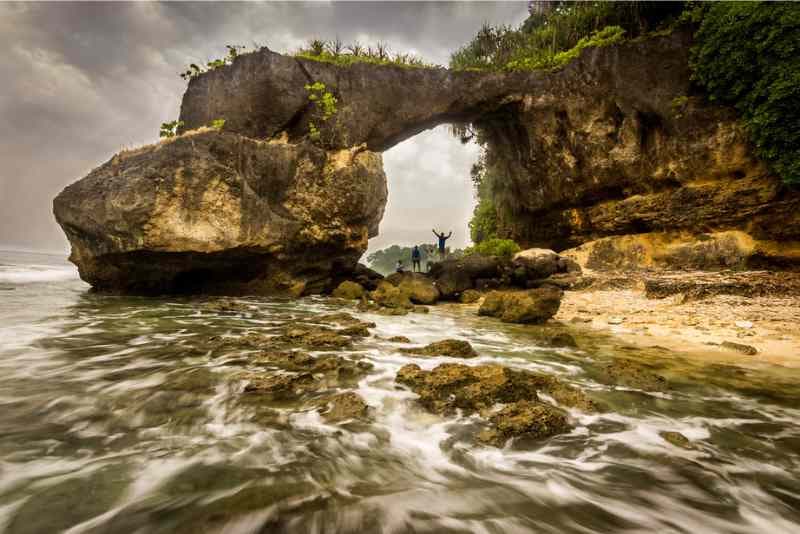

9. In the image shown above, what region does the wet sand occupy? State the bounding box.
[557,284,800,368]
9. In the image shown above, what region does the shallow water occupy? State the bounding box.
[0,250,799,533]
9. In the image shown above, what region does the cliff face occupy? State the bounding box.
[54,29,800,294]
[476,30,800,267]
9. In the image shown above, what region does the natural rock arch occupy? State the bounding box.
[53,29,800,294]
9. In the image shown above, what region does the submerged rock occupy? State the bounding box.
[460,289,482,304]
[477,400,570,447]
[387,335,412,343]
[399,339,478,359]
[332,281,365,300]
[478,287,563,324]
[599,358,668,391]
[277,328,353,350]
[314,312,376,329]
[316,391,369,422]
[396,363,594,445]
[242,372,318,400]
[199,299,252,314]
[396,362,596,415]
[660,431,693,449]
[721,341,758,356]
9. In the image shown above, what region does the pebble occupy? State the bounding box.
[735,320,754,329]
[607,317,625,325]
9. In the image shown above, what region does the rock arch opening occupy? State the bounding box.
[366,125,480,273]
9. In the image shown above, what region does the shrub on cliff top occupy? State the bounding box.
[295,38,437,69]
[469,238,521,259]
[450,1,684,72]
[690,2,800,186]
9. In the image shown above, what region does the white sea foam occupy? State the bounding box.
[0,263,77,284]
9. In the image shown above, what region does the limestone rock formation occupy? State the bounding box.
[54,28,800,294]
[54,131,386,294]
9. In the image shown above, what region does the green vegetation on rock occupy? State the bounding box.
[295,38,437,69]
[449,1,683,72]
[689,1,800,186]
[305,81,338,144]
[159,120,184,138]
[468,238,521,259]
[180,45,247,80]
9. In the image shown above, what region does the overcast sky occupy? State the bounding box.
[0,1,528,255]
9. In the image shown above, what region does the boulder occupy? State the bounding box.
[370,281,413,309]
[385,272,440,304]
[478,287,563,324]
[332,281,365,300]
[350,263,384,291]
[399,339,478,358]
[476,400,570,447]
[429,255,502,300]
[512,248,561,279]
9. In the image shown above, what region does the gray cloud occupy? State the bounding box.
[0,1,528,253]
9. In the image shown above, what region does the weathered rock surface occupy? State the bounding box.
[460,289,482,304]
[478,287,563,324]
[316,391,369,422]
[599,358,668,391]
[55,29,800,294]
[396,363,596,415]
[476,400,569,447]
[385,272,440,304]
[396,363,595,445]
[54,131,387,294]
[477,31,800,261]
[644,271,800,300]
[332,281,365,300]
[429,255,503,300]
[370,280,413,309]
[399,339,478,358]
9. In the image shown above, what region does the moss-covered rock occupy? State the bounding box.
[599,358,668,391]
[460,289,482,304]
[399,339,478,359]
[477,400,570,447]
[332,281,366,300]
[317,391,370,422]
[370,281,413,309]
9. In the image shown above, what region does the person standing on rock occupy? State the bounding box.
[411,245,422,272]
[432,229,452,260]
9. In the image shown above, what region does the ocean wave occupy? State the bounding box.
[0,263,78,284]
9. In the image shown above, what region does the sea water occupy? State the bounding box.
[0,250,798,533]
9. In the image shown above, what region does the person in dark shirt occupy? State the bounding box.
[432,229,452,260]
[411,245,422,272]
